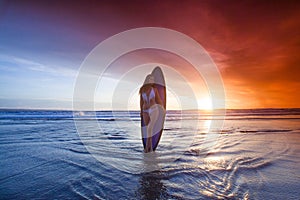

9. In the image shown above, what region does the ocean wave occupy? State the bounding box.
[1,108,300,199]
[1,108,300,121]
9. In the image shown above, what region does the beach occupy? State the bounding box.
[0,109,299,199]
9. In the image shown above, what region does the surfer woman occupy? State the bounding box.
[140,74,164,153]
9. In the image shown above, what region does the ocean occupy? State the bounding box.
[0,109,299,199]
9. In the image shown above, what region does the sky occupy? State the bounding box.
[0,0,299,110]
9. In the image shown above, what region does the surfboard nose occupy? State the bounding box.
[152,66,165,87]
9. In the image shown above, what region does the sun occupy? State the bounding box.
[197,97,212,110]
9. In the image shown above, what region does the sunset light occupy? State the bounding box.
[0,1,299,110]
[198,97,213,110]
[1,1,299,199]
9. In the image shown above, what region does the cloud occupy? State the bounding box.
[2,0,300,108]
[0,98,72,110]
[0,54,77,77]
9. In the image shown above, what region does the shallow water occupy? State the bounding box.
[0,109,299,199]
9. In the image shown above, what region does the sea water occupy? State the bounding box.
[0,109,299,199]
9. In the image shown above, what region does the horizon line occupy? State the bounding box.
[0,107,300,111]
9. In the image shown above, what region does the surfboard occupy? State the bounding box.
[141,67,166,151]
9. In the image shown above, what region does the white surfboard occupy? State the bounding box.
[141,67,166,151]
